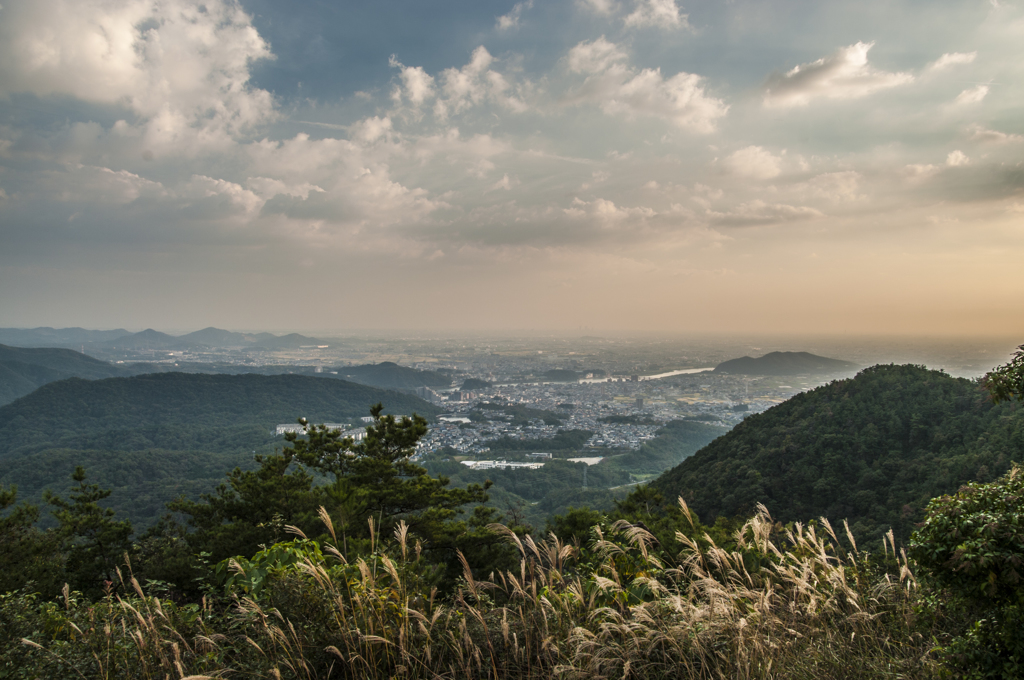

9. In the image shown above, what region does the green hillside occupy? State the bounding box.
[0,344,128,405]
[339,361,452,390]
[652,364,1024,544]
[0,372,440,526]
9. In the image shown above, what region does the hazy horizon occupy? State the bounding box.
[1,0,1022,335]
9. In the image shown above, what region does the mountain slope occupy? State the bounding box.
[0,344,128,405]
[340,361,451,390]
[0,372,440,458]
[652,364,1024,544]
[0,373,441,527]
[713,351,857,376]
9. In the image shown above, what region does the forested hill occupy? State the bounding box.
[0,344,129,405]
[0,372,440,458]
[652,364,1023,544]
[340,361,452,390]
[0,373,441,528]
[713,351,857,375]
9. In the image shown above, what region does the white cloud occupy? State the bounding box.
[577,0,616,16]
[725,146,782,179]
[968,124,1023,144]
[50,164,165,205]
[764,42,913,108]
[391,60,436,106]
[565,197,656,226]
[430,47,530,119]
[350,116,394,145]
[181,174,263,218]
[946,150,969,166]
[567,36,629,74]
[488,174,519,192]
[707,200,824,226]
[903,164,940,182]
[801,171,862,202]
[0,0,276,153]
[955,84,989,105]
[624,0,689,29]
[496,1,532,30]
[564,38,727,133]
[927,52,977,71]
[246,177,324,200]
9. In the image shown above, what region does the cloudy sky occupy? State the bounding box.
[0,0,1022,335]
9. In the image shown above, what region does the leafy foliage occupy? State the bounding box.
[910,466,1024,678]
[984,344,1024,404]
[44,467,134,597]
[653,364,1024,545]
[0,372,440,529]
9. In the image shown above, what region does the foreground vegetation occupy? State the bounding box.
[1,347,1022,678]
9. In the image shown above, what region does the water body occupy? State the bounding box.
[578,367,714,384]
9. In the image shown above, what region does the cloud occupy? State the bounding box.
[488,173,518,191]
[946,150,969,166]
[564,38,727,132]
[390,60,436,106]
[707,200,824,227]
[955,85,989,105]
[800,171,862,202]
[927,52,977,71]
[623,0,689,29]
[350,116,394,145]
[567,36,629,74]
[0,0,276,154]
[764,42,913,108]
[496,1,532,31]
[577,0,616,16]
[968,124,1023,144]
[431,47,530,118]
[48,164,166,205]
[903,164,940,182]
[725,146,782,180]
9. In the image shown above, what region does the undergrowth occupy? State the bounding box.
[4,502,941,679]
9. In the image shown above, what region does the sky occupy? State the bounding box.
[0,0,1022,335]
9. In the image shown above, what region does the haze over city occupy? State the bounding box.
[1,0,1022,335]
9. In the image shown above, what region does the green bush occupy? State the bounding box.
[910,466,1024,678]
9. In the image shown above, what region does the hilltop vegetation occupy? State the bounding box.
[653,364,1024,544]
[0,373,439,526]
[0,344,129,405]
[2,350,1024,678]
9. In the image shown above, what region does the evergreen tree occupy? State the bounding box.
[0,485,62,595]
[44,467,133,595]
[289,404,497,568]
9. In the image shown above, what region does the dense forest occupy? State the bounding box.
[1,350,1023,678]
[654,364,1024,544]
[0,344,130,405]
[0,373,439,526]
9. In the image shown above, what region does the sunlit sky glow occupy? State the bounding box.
[0,0,1022,335]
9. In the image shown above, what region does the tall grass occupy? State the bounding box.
[13,501,939,679]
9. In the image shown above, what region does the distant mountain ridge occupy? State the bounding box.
[713,351,857,376]
[0,326,325,350]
